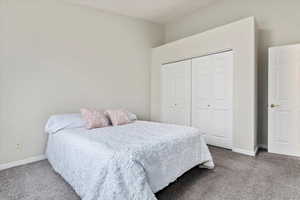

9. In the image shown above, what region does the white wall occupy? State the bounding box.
[0,0,164,164]
[165,0,300,147]
[151,17,257,154]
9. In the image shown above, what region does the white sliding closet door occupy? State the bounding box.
[268,45,300,156]
[161,60,191,126]
[192,51,233,149]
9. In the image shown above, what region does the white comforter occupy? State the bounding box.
[46,121,214,200]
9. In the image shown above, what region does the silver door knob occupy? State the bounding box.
[270,104,280,108]
[208,104,211,107]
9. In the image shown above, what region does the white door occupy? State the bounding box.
[192,51,233,149]
[161,60,191,126]
[268,45,300,156]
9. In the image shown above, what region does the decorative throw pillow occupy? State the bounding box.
[105,109,131,126]
[126,111,137,121]
[80,108,110,129]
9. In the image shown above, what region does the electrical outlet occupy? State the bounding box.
[16,143,21,150]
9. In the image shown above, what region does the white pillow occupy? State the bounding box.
[45,113,85,134]
[127,111,137,121]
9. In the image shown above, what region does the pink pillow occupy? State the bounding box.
[80,108,110,129]
[105,109,131,126]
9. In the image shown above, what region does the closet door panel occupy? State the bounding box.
[192,56,212,135]
[192,51,233,149]
[211,110,227,137]
[161,68,176,124]
[161,60,191,126]
[211,51,233,108]
[210,52,233,148]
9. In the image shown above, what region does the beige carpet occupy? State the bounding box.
[1,147,300,200]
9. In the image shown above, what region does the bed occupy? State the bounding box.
[46,120,214,200]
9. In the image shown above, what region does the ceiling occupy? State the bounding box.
[63,0,219,24]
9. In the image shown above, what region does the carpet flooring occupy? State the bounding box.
[1,147,300,200]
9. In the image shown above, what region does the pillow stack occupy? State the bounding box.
[80,108,137,129]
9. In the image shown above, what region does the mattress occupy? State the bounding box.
[46,120,214,200]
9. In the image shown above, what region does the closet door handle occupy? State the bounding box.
[207,104,211,107]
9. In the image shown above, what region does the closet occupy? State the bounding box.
[161,51,233,149]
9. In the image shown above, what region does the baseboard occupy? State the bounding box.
[0,154,46,171]
[233,147,258,157]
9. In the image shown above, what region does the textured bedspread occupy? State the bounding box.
[46,121,214,200]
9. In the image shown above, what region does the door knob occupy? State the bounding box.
[270,104,280,108]
[208,104,211,107]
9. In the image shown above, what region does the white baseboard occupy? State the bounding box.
[0,154,46,171]
[233,147,258,157]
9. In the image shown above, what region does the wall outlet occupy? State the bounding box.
[16,143,21,150]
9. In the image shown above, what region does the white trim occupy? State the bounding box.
[0,155,46,171]
[233,147,258,157]
[162,48,232,65]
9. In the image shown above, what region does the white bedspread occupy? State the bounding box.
[46,121,214,200]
